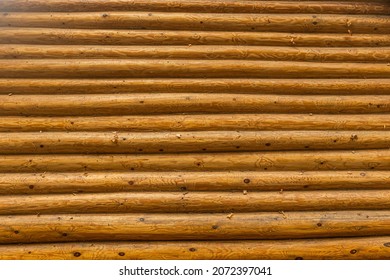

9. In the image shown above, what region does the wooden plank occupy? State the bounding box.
[1,170,389,194]
[1,211,390,243]
[0,237,389,259]
[1,190,390,214]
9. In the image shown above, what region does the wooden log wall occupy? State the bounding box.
[0,0,389,260]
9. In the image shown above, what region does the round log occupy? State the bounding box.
[1,13,389,34]
[1,0,389,14]
[0,170,389,194]
[1,59,389,78]
[0,149,387,172]
[0,237,389,259]
[0,114,390,132]
[1,211,390,243]
[1,190,390,214]
[0,131,388,154]
[2,28,390,46]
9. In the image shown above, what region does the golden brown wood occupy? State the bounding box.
[1,211,390,244]
[0,114,390,132]
[2,28,390,47]
[1,190,390,214]
[1,170,389,194]
[1,0,390,260]
[2,45,390,61]
[1,59,389,79]
[1,78,390,95]
[1,0,390,14]
[0,149,387,172]
[1,13,389,34]
[0,237,389,260]
[0,131,388,154]
[1,94,389,115]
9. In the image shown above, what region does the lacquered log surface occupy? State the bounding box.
[0,0,389,260]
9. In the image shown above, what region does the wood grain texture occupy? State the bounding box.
[1,211,390,244]
[0,237,389,260]
[1,0,390,260]
[1,190,390,214]
[2,45,390,62]
[2,28,390,47]
[1,12,389,34]
[1,170,389,194]
[2,0,390,14]
[1,78,390,95]
[1,59,389,79]
[0,131,388,154]
[0,149,387,173]
[1,114,390,132]
[1,94,389,116]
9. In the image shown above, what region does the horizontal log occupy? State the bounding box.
[1,12,389,34]
[1,211,390,244]
[1,59,390,79]
[1,237,389,259]
[0,131,388,154]
[2,45,390,62]
[1,94,389,115]
[1,114,390,132]
[0,150,387,172]
[1,0,390,14]
[1,78,390,95]
[2,28,390,47]
[1,170,389,194]
[1,190,390,214]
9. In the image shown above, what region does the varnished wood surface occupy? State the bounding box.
[2,45,390,62]
[0,171,389,194]
[2,94,389,116]
[0,150,388,172]
[0,237,389,260]
[2,190,390,215]
[2,78,390,95]
[1,59,390,78]
[0,0,389,260]
[0,131,388,154]
[2,28,390,47]
[0,114,390,132]
[1,211,390,243]
[1,13,390,34]
[1,0,390,14]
